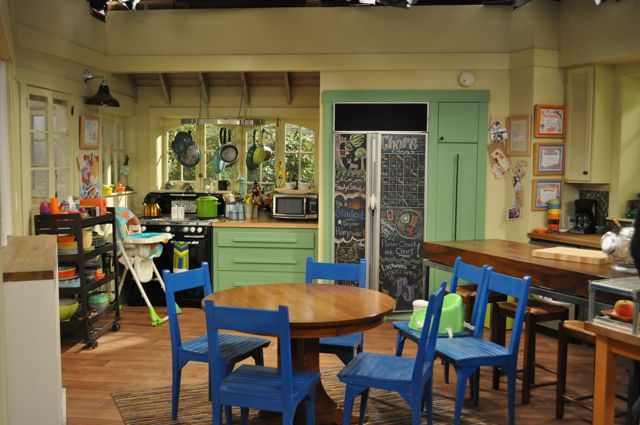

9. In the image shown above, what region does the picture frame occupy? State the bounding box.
[534,104,566,138]
[506,115,530,156]
[533,142,565,175]
[79,115,100,150]
[531,179,563,211]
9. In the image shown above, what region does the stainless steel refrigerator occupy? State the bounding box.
[333,131,427,311]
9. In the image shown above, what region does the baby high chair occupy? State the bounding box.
[115,207,177,326]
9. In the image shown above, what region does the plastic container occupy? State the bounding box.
[88,291,110,313]
[407,294,464,335]
[59,298,79,321]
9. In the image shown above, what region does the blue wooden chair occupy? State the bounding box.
[435,269,532,425]
[204,301,320,425]
[392,257,491,403]
[338,282,447,425]
[305,257,367,365]
[163,262,270,421]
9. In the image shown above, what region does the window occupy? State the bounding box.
[28,92,71,215]
[167,123,197,182]
[101,115,127,186]
[285,123,315,184]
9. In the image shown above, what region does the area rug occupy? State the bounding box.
[112,367,492,424]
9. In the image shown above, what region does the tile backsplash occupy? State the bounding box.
[578,189,609,226]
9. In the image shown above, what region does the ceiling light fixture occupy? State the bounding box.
[83,69,120,107]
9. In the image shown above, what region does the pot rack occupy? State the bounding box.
[181,84,265,127]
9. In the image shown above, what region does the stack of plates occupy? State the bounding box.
[59,277,80,288]
[57,235,77,254]
[58,265,77,279]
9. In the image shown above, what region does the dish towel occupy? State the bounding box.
[173,241,189,272]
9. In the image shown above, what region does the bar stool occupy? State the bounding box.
[456,283,506,323]
[491,298,569,404]
[556,320,639,423]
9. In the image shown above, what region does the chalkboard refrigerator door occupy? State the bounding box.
[334,132,427,312]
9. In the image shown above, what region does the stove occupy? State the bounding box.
[123,192,224,308]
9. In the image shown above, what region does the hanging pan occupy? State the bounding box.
[220,128,239,165]
[252,128,266,166]
[178,144,201,167]
[246,129,260,171]
[171,131,194,155]
[213,128,225,173]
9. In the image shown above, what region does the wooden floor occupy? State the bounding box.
[62,306,633,425]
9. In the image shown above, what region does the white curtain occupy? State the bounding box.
[0,61,12,246]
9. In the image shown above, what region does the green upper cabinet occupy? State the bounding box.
[437,103,480,144]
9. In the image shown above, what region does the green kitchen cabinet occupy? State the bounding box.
[212,227,317,292]
[437,103,480,144]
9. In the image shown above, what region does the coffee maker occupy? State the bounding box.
[569,199,597,234]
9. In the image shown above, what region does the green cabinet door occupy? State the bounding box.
[437,103,480,144]
[429,142,479,294]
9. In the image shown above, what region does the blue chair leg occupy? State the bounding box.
[359,388,369,425]
[343,385,359,425]
[453,367,475,425]
[283,410,294,425]
[212,399,223,425]
[411,396,422,425]
[240,407,249,425]
[305,393,316,425]
[395,332,406,357]
[507,365,517,425]
[171,363,181,420]
[425,376,434,425]
[252,349,264,366]
[337,351,354,366]
[224,406,232,425]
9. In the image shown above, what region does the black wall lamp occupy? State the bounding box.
[83,69,120,107]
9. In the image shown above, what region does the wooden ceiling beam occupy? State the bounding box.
[283,72,291,105]
[198,73,209,104]
[128,74,138,103]
[240,72,251,105]
[159,73,171,104]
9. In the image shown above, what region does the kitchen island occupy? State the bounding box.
[212,218,318,291]
[423,239,629,308]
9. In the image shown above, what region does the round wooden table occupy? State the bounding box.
[205,283,396,425]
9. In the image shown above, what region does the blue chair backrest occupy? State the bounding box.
[162,262,213,351]
[473,269,532,352]
[412,281,447,386]
[449,256,486,293]
[204,301,293,403]
[305,257,367,288]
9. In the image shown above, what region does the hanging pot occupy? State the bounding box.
[178,144,201,167]
[220,128,239,165]
[252,128,266,166]
[171,131,194,155]
[213,128,225,173]
[263,145,273,162]
[246,129,260,171]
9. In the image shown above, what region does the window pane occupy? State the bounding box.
[300,153,314,183]
[53,100,68,133]
[285,123,299,152]
[31,170,48,199]
[31,133,48,167]
[168,150,181,181]
[300,126,315,152]
[55,168,70,197]
[30,95,47,131]
[285,153,299,181]
[54,133,69,167]
[183,164,196,181]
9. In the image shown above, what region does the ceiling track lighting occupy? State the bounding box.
[83,69,120,107]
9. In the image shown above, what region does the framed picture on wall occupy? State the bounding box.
[79,115,100,150]
[506,115,530,156]
[533,143,565,175]
[531,179,563,210]
[534,104,566,138]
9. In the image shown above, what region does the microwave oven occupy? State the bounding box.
[271,193,318,220]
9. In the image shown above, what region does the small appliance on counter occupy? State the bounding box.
[601,226,637,273]
[271,192,318,220]
[569,199,597,234]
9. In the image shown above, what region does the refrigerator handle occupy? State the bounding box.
[453,153,460,240]
[370,193,377,211]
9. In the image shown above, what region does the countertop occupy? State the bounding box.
[423,239,628,301]
[2,235,57,282]
[527,232,603,249]
[213,217,318,229]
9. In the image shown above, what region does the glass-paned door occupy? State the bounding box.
[28,91,71,217]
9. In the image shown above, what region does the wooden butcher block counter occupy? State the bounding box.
[423,239,630,303]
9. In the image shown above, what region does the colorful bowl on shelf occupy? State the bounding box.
[59,298,79,321]
[88,291,110,313]
[58,265,77,279]
[57,235,75,244]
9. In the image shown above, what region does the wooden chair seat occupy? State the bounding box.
[491,298,569,404]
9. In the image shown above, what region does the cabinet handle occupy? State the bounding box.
[231,237,297,244]
[231,258,299,265]
[582,170,588,175]
[439,136,444,141]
